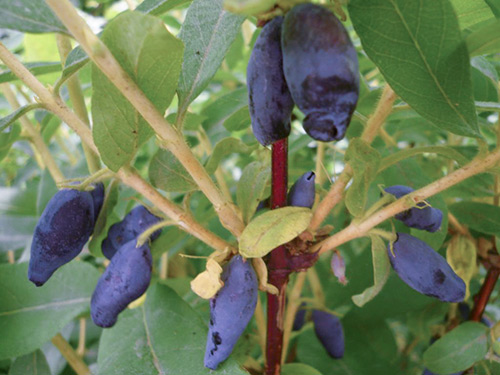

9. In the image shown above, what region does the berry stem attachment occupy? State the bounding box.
[266,138,288,375]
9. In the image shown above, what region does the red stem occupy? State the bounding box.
[266,139,288,375]
[469,267,500,322]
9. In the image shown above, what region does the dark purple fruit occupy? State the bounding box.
[312,309,345,358]
[288,171,316,208]
[90,182,105,222]
[101,205,162,260]
[247,16,294,146]
[204,255,258,370]
[388,233,466,302]
[28,188,95,286]
[292,302,307,331]
[385,185,443,232]
[91,239,152,328]
[282,3,359,142]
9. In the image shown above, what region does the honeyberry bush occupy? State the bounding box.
[1,0,500,374]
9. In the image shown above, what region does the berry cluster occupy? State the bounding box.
[248,3,359,145]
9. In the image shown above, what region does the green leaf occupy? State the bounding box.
[201,87,248,130]
[0,62,61,85]
[98,283,247,375]
[237,161,270,224]
[177,0,245,113]
[88,182,119,257]
[149,148,198,193]
[352,236,391,307]
[205,138,257,174]
[0,0,68,34]
[423,322,488,374]
[0,262,100,360]
[92,11,184,172]
[239,207,312,258]
[166,112,206,130]
[8,350,51,375]
[485,0,500,17]
[466,19,500,56]
[223,105,251,132]
[450,0,495,29]
[349,0,479,138]
[0,104,44,132]
[136,0,192,15]
[0,123,21,162]
[449,201,500,236]
[281,363,322,375]
[345,138,381,217]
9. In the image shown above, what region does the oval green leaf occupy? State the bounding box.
[423,322,488,374]
[239,207,312,258]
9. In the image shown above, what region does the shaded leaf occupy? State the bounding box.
[349,0,479,137]
[9,350,51,375]
[92,11,184,171]
[449,201,500,236]
[450,0,495,29]
[177,0,245,113]
[223,105,251,132]
[149,148,198,193]
[239,207,312,258]
[423,322,488,374]
[466,19,500,56]
[98,283,247,375]
[0,262,100,360]
[345,138,381,217]
[282,363,322,375]
[0,123,21,162]
[136,0,192,15]
[0,62,61,85]
[237,161,270,224]
[0,104,44,132]
[0,0,68,34]
[205,138,257,174]
[201,87,248,130]
[352,236,391,307]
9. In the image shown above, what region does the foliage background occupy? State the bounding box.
[0,0,500,374]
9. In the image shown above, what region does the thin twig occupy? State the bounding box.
[56,34,100,174]
[308,84,397,233]
[1,83,64,183]
[51,333,90,375]
[76,318,86,357]
[313,148,500,254]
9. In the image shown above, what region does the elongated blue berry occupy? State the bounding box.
[90,183,105,222]
[385,185,443,232]
[312,309,345,358]
[288,171,316,208]
[388,233,466,302]
[91,240,152,328]
[292,302,307,331]
[204,255,258,370]
[102,205,162,260]
[282,3,359,141]
[248,16,294,146]
[28,188,95,286]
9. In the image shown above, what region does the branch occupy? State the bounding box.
[51,333,90,375]
[117,167,236,253]
[0,28,238,254]
[45,0,245,238]
[1,83,64,183]
[56,34,100,174]
[308,84,397,232]
[0,42,98,155]
[313,149,500,254]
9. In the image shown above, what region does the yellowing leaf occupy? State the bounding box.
[239,207,312,258]
[446,235,477,299]
[190,259,224,299]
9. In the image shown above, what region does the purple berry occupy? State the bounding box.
[288,171,316,208]
[91,240,152,328]
[282,3,359,142]
[312,309,345,359]
[388,233,466,302]
[204,255,258,370]
[28,188,95,286]
[247,16,294,146]
[385,185,443,232]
